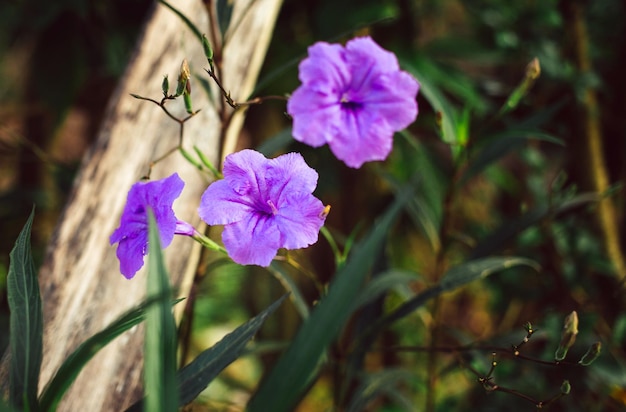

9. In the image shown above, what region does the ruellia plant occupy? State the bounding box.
[4,1,618,411]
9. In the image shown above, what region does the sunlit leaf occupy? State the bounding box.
[7,208,42,411]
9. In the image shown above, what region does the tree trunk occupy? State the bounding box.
[2,0,282,410]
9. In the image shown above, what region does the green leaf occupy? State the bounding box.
[8,208,42,411]
[459,130,565,186]
[177,294,287,405]
[144,211,179,412]
[268,263,309,319]
[371,256,537,332]
[158,0,202,41]
[38,293,183,411]
[256,127,294,157]
[403,58,459,147]
[346,369,416,412]
[247,184,415,412]
[353,270,420,309]
[216,0,234,38]
[126,295,288,411]
[439,257,539,292]
[469,192,601,259]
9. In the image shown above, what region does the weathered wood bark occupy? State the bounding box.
[2,0,282,410]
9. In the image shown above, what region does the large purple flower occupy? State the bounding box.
[287,36,419,168]
[198,149,327,266]
[110,173,195,279]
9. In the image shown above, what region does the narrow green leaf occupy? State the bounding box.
[346,369,416,412]
[177,294,287,405]
[144,211,178,412]
[8,208,42,411]
[158,0,203,41]
[256,127,294,157]
[38,294,183,411]
[403,59,458,147]
[372,257,537,333]
[125,295,288,411]
[469,192,601,259]
[268,263,309,319]
[459,130,565,186]
[439,257,539,292]
[216,0,234,38]
[353,270,420,309]
[247,185,415,412]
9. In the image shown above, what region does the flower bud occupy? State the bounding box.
[162,75,170,96]
[560,380,571,395]
[183,92,193,114]
[525,57,541,80]
[202,34,214,62]
[176,59,191,96]
[578,342,601,366]
[555,311,578,361]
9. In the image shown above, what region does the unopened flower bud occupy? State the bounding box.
[526,57,541,80]
[183,92,193,114]
[176,59,191,96]
[162,75,170,96]
[555,311,578,361]
[202,34,214,62]
[560,380,571,395]
[578,342,601,366]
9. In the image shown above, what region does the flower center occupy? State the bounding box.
[340,93,362,112]
[266,199,279,215]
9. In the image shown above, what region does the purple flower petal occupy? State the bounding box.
[198,150,327,266]
[287,36,420,169]
[110,173,192,279]
[222,212,281,266]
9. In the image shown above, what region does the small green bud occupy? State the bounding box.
[555,311,579,361]
[183,92,193,114]
[560,380,571,395]
[578,342,601,366]
[202,34,214,62]
[161,74,169,96]
[176,59,191,96]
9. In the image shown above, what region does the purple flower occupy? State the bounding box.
[287,36,419,168]
[198,150,327,267]
[110,173,195,279]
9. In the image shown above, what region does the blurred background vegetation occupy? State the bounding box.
[1,0,625,410]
